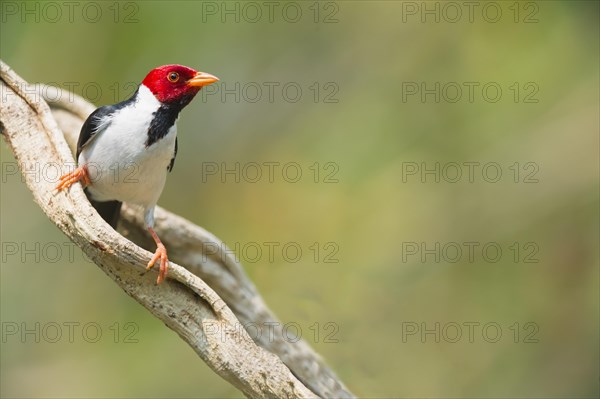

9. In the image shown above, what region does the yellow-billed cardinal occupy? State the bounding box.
[56,65,219,284]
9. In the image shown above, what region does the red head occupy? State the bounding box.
[141,64,219,104]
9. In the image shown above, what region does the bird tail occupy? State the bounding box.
[85,190,122,229]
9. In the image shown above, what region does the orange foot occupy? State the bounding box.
[147,227,169,284]
[56,165,90,191]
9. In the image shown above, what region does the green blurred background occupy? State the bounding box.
[1,1,598,397]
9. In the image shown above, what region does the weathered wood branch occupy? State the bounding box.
[0,60,354,398]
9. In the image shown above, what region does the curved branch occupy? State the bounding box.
[0,60,320,399]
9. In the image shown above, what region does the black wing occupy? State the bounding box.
[76,88,139,159]
[76,106,115,159]
[78,107,124,229]
[167,137,178,172]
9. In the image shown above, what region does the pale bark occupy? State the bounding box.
[0,60,354,399]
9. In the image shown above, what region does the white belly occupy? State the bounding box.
[79,88,176,208]
[81,129,175,206]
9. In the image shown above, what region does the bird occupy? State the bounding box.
[55,64,219,284]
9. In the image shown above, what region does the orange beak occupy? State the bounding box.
[187,71,219,87]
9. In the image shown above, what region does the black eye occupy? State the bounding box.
[167,72,179,83]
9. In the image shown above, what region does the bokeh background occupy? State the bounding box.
[1,1,598,398]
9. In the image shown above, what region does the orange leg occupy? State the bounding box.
[147,227,169,284]
[56,165,91,191]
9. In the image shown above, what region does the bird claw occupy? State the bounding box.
[147,243,169,284]
[56,165,90,191]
